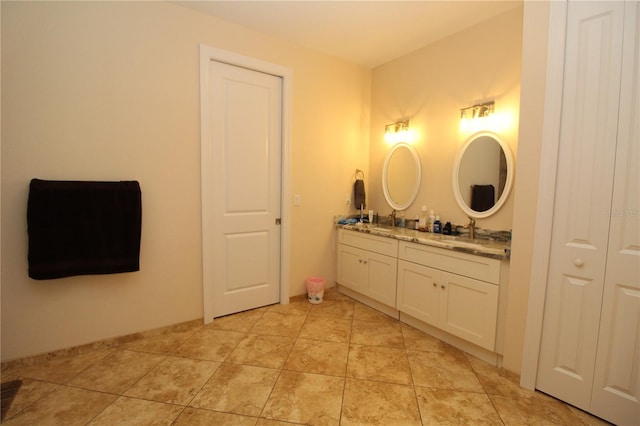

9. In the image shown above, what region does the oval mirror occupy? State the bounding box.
[382,142,421,210]
[452,131,514,218]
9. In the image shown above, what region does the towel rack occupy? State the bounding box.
[355,169,364,180]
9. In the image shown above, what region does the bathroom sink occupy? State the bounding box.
[368,227,392,233]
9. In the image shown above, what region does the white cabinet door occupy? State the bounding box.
[440,272,498,351]
[397,260,440,326]
[366,251,398,307]
[337,244,367,293]
[397,259,499,351]
[337,243,397,307]
[590,2,640,423]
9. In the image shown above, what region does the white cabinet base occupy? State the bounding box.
[400,312,502,368]
[337,285,400,320]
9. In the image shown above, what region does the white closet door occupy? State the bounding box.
[590,2,640,424]
[536,0,625,410]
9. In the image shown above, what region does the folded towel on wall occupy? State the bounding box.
[471,184,495,212]
[354,179,366,209]
[27,179,142,280]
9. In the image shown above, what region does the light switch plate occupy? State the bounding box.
[294,194,301,205]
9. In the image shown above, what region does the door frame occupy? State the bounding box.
[520,1,568,389]
[199,44,292,323]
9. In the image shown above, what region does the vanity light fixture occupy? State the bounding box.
[460,101,495,120]
[384,120,410,144]
[460,101,495,132]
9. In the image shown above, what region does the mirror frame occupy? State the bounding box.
[382,142,422,211]
[452,131,514,219]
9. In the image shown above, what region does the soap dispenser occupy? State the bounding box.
[433,216,442,233]
[418,206,428,232]
[427,209,435,232]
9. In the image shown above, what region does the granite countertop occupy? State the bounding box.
[337,223,510,260]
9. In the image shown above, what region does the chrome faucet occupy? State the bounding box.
[465,217,476,239]
[389,209,397,228]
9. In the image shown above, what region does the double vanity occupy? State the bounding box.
[336,130,515,365]
[336,224,510,365]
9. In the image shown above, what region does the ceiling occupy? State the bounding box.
[177,1,522,68]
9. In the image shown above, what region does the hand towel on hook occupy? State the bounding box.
[354,169,366,209]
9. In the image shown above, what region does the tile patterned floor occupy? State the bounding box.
[1,289,611,425]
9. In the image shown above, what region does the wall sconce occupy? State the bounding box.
[384,120,410,144]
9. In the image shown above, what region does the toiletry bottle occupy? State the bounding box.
[418,205,428,232]
[399,212,405,228]
[427,209,435,232]
[434,216,442,233]
[443,221,452,235]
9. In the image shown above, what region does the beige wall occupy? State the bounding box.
[1,1,370,361]
[502,1,551,373]
[368,8,522,232]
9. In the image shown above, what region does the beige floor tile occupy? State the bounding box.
[3,349,113,384]
[401,323,450,353]
[67,350,165,394]
[490,393,580,425]
[250,311,307,337]
[175,328,246,361]
[407,349,484,392]
[350,319,404,348]
[267,299,312,316]
[466,354,533,398]
[226,334,295,369]
[207,307,267,332]
[174,407,258,426]
[190,363,279,416]
[284,338,348,376]
[567,405,613,425]
[347,344,412,385]
[415,387,503,425]
[298,315,352,343]
[341,378,421,426]
[0,378,61,421]
[256,419,306,426]
[353,303,397,323]
[124,356,220,405]
[262,371,344,426]
[88,396,182,425]
[3,385,117,426]
[122,326,201,355]
[308,299,355,319]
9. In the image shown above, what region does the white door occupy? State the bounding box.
[590,2,640,423]
[204,60,282,318]
[536,0,625,410]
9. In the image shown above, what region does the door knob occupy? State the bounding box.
[573,258,584,267]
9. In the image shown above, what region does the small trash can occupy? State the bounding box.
[305,277,325,304]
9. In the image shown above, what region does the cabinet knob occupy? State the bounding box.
[433,282,437,287]
[573,258,584,267]
[363,260,367,264]
[441,284,446,289]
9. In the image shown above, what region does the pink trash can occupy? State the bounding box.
[305,277,325,304]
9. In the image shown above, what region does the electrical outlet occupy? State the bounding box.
[294,194,301,206]
[345,193,351,205]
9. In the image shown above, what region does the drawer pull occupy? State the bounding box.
[573,258,584,267]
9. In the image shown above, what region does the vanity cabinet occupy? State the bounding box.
[396,241,500,351]
[337,229,398,307]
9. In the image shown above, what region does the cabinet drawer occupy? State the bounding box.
[398,241,500,284]
[339,229,398,257]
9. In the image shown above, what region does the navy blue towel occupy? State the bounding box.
[471,184,495,212]
[27,179,142,280]
[354,179,366,209]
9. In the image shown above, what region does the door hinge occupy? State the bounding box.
[275,218,281,225]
